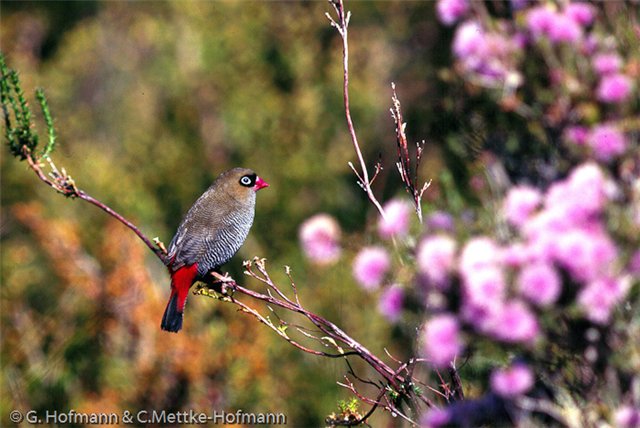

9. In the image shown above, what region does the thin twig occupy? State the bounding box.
[390,83,432,223]
[241,260,403,389]
[327,0,387,220]
[448,363,465,401]
[23,149,169,263]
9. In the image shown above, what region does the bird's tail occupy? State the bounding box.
[161,290,183,332]
[161,264,198,333]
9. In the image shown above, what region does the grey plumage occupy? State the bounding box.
[168,168,257,277]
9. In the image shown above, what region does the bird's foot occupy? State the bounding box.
[209,272,236,297]
[193,284,219,299]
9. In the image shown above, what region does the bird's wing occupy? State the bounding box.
[168,225,208,270]
[167,195,216,269]
[168,226,237,276]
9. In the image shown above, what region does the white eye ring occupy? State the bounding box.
[240,176,252,186]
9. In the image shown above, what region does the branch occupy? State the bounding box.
[326,0,387,220]
[2,53,169,263]
[240,259,402,387]
[448,363,465,401]
[200,260,434,426]
[22,148,170,264]
[390,83,431,223]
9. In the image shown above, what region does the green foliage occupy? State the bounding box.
[1,53,39,158]
[1,53,58,161]
[326,397,363,427]
[337,397,359,414]
[35,87,56,157]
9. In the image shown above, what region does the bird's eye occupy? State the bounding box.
[239,175,254,187]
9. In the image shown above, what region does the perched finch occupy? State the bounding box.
[161,168,269,332]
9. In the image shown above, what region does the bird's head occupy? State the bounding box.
[217,167,269,202]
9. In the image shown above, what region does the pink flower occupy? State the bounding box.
[422,314,464,368]
[299,214,342,265]
[502,185,542,228]
[488,300,540,344]
[549,13,583,44]
[418,235,457,287]
[490,363,534,398]
[597,73,634,103]
[526,6,556,38]
[453,20,521,87]
[436,0,469,26]
[378,285,404,322]
[523,207,572,244]
[592,53,623,75]
[554,228,618,283]
[453,21,484,58]
[614,405,640,428]
[588,124,627,162]
[565,162,608,215]
[353,247,390,290]
[577,276,631,324]
[460,237,501,275]
[463,266,506,309]
[564,125,589,146]
[517,262,561,306]
[564,2,596,26]
[378,199,412,239]
[527,6,584,44]
[542,163,608,224]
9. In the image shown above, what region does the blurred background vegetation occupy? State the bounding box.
[3,1,634,426]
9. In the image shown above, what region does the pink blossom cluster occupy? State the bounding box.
[417,163,635,369]
[426,0,638,421]
[436,0,469,26]
[458,237,540,344]
[352,249,406,323]
[440,0,599,90]
[525,3,594,44]
[422,314,463,368]
[377,284,404,322]
[439,0,636,164]
[490,362,534,398]
[417,233,539,366]
[452,20,523,89]
[565,123,628,162]
[417,235,457,288]
[378,199,412,239]
[299,214,342,265]
[505,163,631,324]
[352,246,390,290]
[591,51,634,104]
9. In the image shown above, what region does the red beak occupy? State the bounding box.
[254,176,269,191]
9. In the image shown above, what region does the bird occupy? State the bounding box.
[161,167,269,332]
